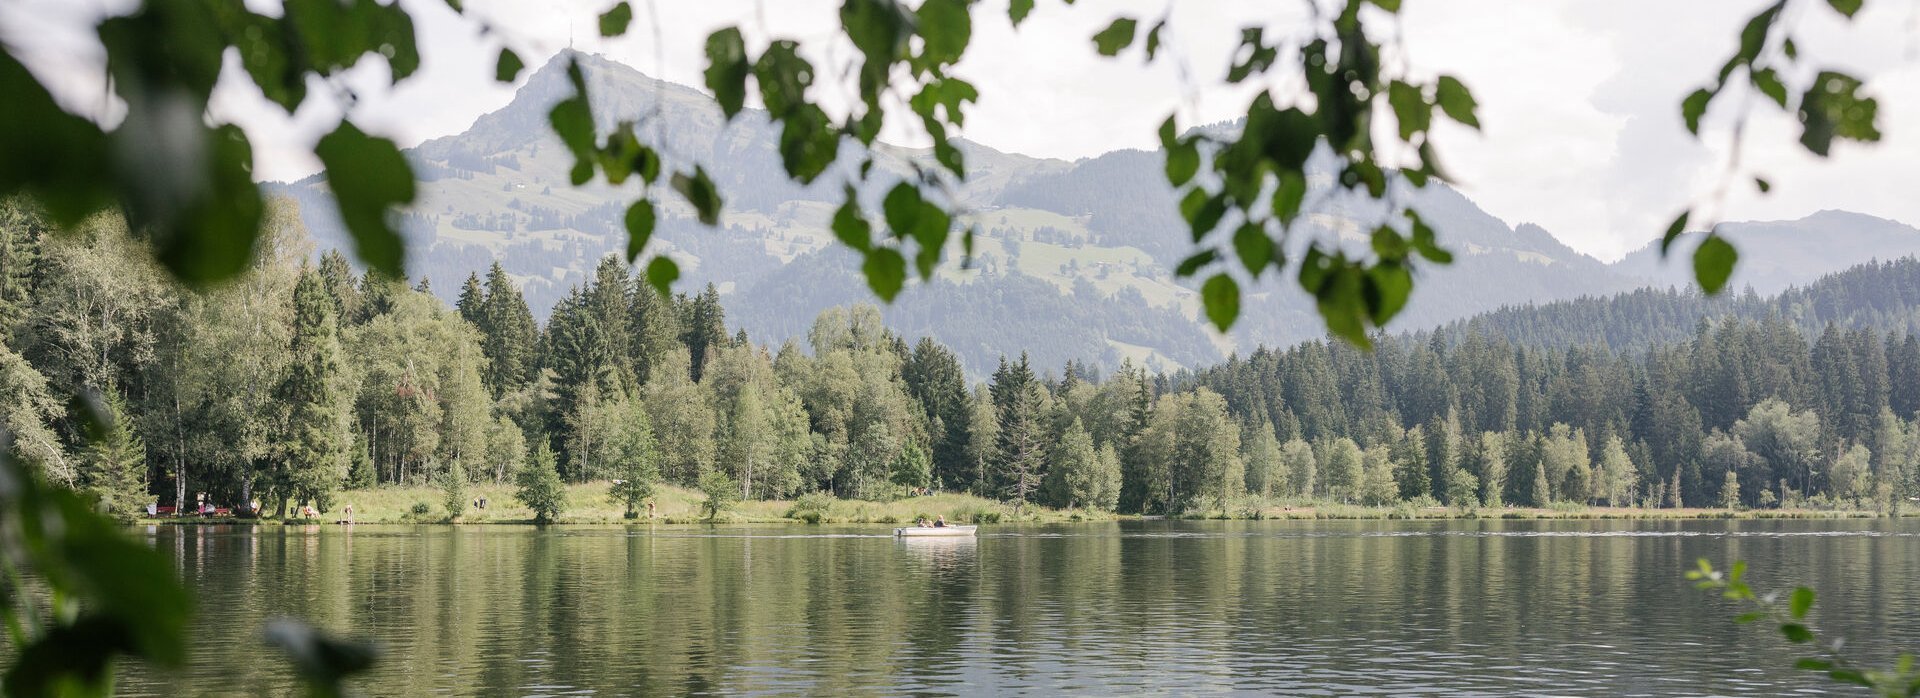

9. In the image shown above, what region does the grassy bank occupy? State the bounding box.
[174,482,1111,525]
[146,482,1898,525]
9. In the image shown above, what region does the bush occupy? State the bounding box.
[409,501,432,516]
[785,492,834,524]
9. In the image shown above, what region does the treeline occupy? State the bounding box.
[5,202,1920,521]
[1176,313,1920,510]
[1445,256,1920,352]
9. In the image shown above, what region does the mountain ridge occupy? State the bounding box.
[274,51,1920,376]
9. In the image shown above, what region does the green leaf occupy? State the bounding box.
[1778,623,1814,643]
[1165,139,1200,187]
[1827,0,1861,17]
[1185,192,1227,242]
[1201,274,1240,331]
[1798,71,1880,157]
[916,0,971,66]
[1227,27,1277,83]
[599,1,633,36]
[863,247,907,301]
[704,28,749,118]
[1092,17,1138,56]
[1435,75,1479,129]
[1407,211,1452,264]
[1365,261,1412,325]
[1369,0,1402,11]
[1734,611,1767,624]
[1693,234,1738,294]
[1233,224,1274,274]
[315,121,413,279]
[1009,0,1034,26]
[1371,226,1410,261]
[644,256,679,298]
[1660,211,1690,255]
[495,47,524,82]
[1272,171,1307,223]
[265,619,378,698]
[1737,4,1782,64]
[832,193,873,252]
[1750,67,1787,108]
[672,167,723,226]
[549,95,594,158]
[1755,177,1771,193]
[4,616,142,696]
[1174,249,1218,277]
[1682,88,1714,135]
[1388,80,1431,140]
[1789,587,1814,619]
[624,199,655,263]
[1145,21,1165,59]
[1794,658,1834,671]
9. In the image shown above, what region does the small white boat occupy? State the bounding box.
[893,525,978,537]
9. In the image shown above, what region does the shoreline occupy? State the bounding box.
[139,481,1899,526]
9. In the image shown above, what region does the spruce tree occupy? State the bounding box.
[81,388,148,520]
[277,268,350,517]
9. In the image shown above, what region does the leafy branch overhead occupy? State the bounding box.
[1669,0,1880,295]
[0,0,1890,341]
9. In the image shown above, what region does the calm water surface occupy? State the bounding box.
[118,519,1920,696]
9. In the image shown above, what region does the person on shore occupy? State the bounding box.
[916,517,932,528]
[343,504,354,523]
[933,515,947,528]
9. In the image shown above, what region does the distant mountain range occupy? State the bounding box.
[274,51,1920,377]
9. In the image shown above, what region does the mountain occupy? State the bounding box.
[275,51,1919,376]
[1614,210,1920,295]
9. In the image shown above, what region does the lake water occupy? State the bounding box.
[117,519,1920,696]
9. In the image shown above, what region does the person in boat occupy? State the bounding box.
[915,517,932,528]
[933,515,947,528]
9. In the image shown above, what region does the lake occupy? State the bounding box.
[118,519,1920,696]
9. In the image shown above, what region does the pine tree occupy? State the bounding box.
[277,268,350,517]
[991,354,1047,507]
[80,388,148,520]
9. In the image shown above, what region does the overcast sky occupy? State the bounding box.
[7,0,1917,261]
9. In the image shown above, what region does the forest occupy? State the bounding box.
[4,202,1920,521]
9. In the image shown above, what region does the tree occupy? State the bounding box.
[1596,434,1639,507]
[1241,422,1283,498]
[1360,446,1400,505]
[80,389,148,520]
[698,469,739,521]
[0,338,70,485]
[276,268,351,517]
[1393,426,1430,501]
[1280,439,1316,500]
[439,457,466,520]
[1042,418,1103,509]
[1733,399,1824,499]
[990,355,1048,507]
[516,442,567,523]
[1721,469,1743,510]
[607,399,660,519]
[646,349,717,486]
[1319,437,1363,503]
[1478,432,1507,508]
[1446,468,1480,510]
[1828,444,1872,505]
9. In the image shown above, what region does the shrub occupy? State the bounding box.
[786,492,835,523]
[409,501,432,516]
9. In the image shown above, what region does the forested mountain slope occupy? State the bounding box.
[1438,256,1920,351]
[276,51,1920,377]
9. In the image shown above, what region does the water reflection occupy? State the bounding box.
[117,519,1920,696]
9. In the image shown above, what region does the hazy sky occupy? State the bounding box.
[7,0,1917,261]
